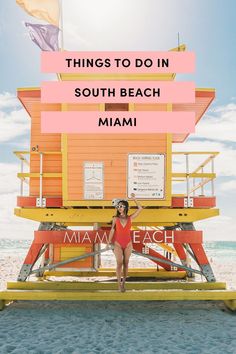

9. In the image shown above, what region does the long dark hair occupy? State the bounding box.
[116,200,129,217]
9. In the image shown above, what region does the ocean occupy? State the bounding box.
[1,239,236,253]
[1,239,236,262]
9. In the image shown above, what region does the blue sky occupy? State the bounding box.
[0,0,236,240]
[1,0,235,103]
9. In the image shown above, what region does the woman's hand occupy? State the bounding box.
[129,193,143,220]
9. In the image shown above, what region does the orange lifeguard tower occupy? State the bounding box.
[1,45,236,311]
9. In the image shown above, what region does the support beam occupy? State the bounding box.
[0,300,5,311]
[1,289,236,301]
[224,300,236,311]
[132,250,203,275]
[14,208,219,224]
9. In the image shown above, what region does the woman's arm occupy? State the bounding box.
[107,217,116,245]
[130,194,143,220]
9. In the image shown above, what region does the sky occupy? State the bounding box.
[0,0,236,241]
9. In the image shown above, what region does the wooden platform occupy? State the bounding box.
[43,269,187,279]
[7,281,227,291]
[1,281,235,311]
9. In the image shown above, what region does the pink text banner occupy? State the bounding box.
[41,51,195,74]
[41,81,195,104]
[41,111,195,134]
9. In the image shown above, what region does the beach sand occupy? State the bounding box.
[0,252,236,354]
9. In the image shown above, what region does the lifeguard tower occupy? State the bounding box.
[1,45,236,311]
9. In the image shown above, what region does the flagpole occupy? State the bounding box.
[57,0,64,82]
[60,0,64,50]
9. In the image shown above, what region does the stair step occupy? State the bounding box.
[1,289,236,302]
[7,281,227,291]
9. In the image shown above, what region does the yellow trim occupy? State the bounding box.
[44,269,186,278]
[156,243,177,256]
[17,173,62,178]
[173,152,219,155]
[99,103,105,111]
[62,200,171,207]
[17,85,215,93]
[224,300,236,311]
[61,102,68,203]
[62,222,176,227]
[7,281,226,291]
[17,87,40,91]
[166,133,172,203]
[0,300,6,311]
[195,88,215,92]
[62,133,68,202]
[14,151,62,155]
[172,173,216,178]
[129,103,135,111]
[166,105,172,205]
[1,289,236,302]
[59,73,176,81]
[14,207,219,224]
[192,155,217,173]
[170,44,186,52]
[14,152,30,165]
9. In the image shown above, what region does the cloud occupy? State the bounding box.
[0,191,37,240]
[0,163,25,195]
[63,0,174,51]
[0,163,37,239]
[64,23,92,50]
[0,92,20,110]
[195,102,236,143]
[0,106,30,143]
[195,216,236,241]
[219,180,236,192]
[6,138,30,149]
[173,140,236,177]
[0,91,30,144]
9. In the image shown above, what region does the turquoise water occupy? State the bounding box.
[0,239,31,257]
[204,241,236,263]
[1,239,236,261]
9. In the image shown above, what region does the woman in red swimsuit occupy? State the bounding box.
[107,194,143,292]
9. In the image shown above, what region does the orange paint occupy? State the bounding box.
[17,88,215,201]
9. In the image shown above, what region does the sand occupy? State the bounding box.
[0,251,236,354]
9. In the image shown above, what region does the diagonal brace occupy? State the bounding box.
[132,250,203,275]
[30,247,111,276]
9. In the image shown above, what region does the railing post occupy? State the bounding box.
[39,152,43,207]
[193,177,195,197]
[201,166,204,195]
[185,153,190,207]
[20,159,24,196]
[211,157,215,196]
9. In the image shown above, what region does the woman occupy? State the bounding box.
[107,194,143,292]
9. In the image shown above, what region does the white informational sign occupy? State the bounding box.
[128,154,165,199]
[84,162,104,199]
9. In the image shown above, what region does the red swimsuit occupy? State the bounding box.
[114,216,132,250]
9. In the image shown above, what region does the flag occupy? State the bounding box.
[25,23,59,51]
[16,0,59,27]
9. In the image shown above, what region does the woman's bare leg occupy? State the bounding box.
[113,242,124,291]
[122,242,132,291]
